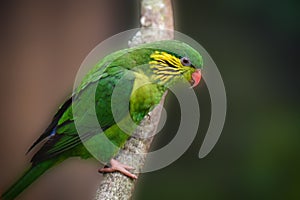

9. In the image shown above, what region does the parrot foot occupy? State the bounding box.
[98,159,137,179]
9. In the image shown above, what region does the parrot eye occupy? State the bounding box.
[180,57,191,66]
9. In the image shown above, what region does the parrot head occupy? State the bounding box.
[137,40,203,88]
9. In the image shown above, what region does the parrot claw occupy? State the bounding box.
[98,159,137,179]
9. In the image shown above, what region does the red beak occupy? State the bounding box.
[191,69,201,88]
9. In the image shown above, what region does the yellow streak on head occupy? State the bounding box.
[149,51,189,85]
[150,51,184,70]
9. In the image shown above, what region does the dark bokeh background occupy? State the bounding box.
[1,0,299,199]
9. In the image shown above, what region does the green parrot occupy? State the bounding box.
[2,40,203,200]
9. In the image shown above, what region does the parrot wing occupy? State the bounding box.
[26,97,73,153]
[30,64,136,164]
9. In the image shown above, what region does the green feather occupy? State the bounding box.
[2,159,62,200]
[2,40,203,199]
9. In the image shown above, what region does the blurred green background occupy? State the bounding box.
[0,0,299,199]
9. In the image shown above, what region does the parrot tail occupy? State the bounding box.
[1,159,61,200]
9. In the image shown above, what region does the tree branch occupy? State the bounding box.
[94,0,174,199]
